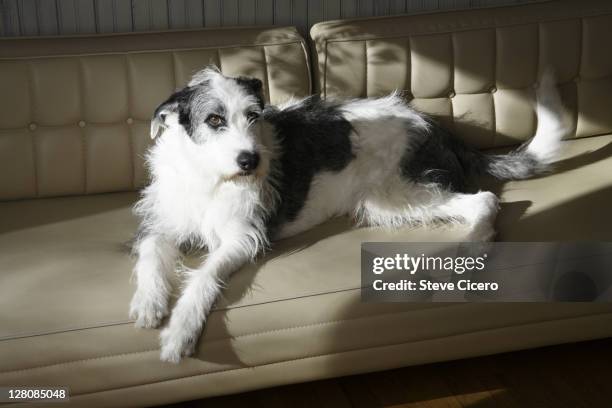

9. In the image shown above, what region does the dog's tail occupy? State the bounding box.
[470,71,569,180]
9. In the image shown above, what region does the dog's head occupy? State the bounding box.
[151,66,270,181]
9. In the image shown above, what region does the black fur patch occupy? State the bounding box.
[264,96,354,233]
[402,117,544,190]
[236,76,265,109]
[401,118,482,192]
[154,86,196,135]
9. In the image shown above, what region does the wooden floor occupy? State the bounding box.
[164,338,612,408]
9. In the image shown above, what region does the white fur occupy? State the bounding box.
[129,234,177,328]
[526,69,570,162]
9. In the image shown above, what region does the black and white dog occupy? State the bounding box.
[130,66,567,362]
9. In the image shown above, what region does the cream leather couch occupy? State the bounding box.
[1,1,611,406]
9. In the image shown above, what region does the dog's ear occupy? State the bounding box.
[237,77,263,93]
[150,87,193,139]
[189,65,220,87]
[150,100,178,139]
[236,77,265,108]
[206,64,221,73]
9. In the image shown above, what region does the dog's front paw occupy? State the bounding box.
[159,327,197,363]
[129,290,168,329]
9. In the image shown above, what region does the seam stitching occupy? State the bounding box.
[449,32,455,125]
[78,57,87,194]
[363,40,368,97]
[492,27,498,147]
[299,39,312,95]
[323,40,328,97]
[575,17,584,138]
[0,40,304,61]
[125,53,136,190]
[261,45,271,102]
[405,37,411,95]
[3,308,612,376]
[0,305,468,374]
[535,22,541,140]
[0,286,367,341]
[27,61,38,197]
[313,11,612,45]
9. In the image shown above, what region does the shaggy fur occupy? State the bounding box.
[130,66,568,362]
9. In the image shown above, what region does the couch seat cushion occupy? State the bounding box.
[0,135,611,407]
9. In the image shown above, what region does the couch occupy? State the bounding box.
[1,0,611,406]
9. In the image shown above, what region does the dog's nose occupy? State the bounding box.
[236,151,260,172]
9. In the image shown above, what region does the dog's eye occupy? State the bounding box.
[207,114,224,127]
[247,112,260,123]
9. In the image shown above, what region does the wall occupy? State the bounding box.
[0,0,540,37]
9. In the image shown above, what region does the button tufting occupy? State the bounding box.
[490,86,497,93]
[28,123,37,131]
[126,118,134,125]
[449,91,456,98]
[78,121,86,128]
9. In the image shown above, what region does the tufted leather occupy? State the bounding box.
[0,27,311,201]
[311,0,612,149]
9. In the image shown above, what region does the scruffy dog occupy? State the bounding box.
[130,66,566,362]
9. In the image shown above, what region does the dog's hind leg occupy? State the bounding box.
[357,180,500,242]
[130,234,179,328]
[433,190,500,241]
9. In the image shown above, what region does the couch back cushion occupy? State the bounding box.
[0,27,310,200]
[311,0,612,150]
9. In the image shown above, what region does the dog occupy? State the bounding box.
[130,66,567,362]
